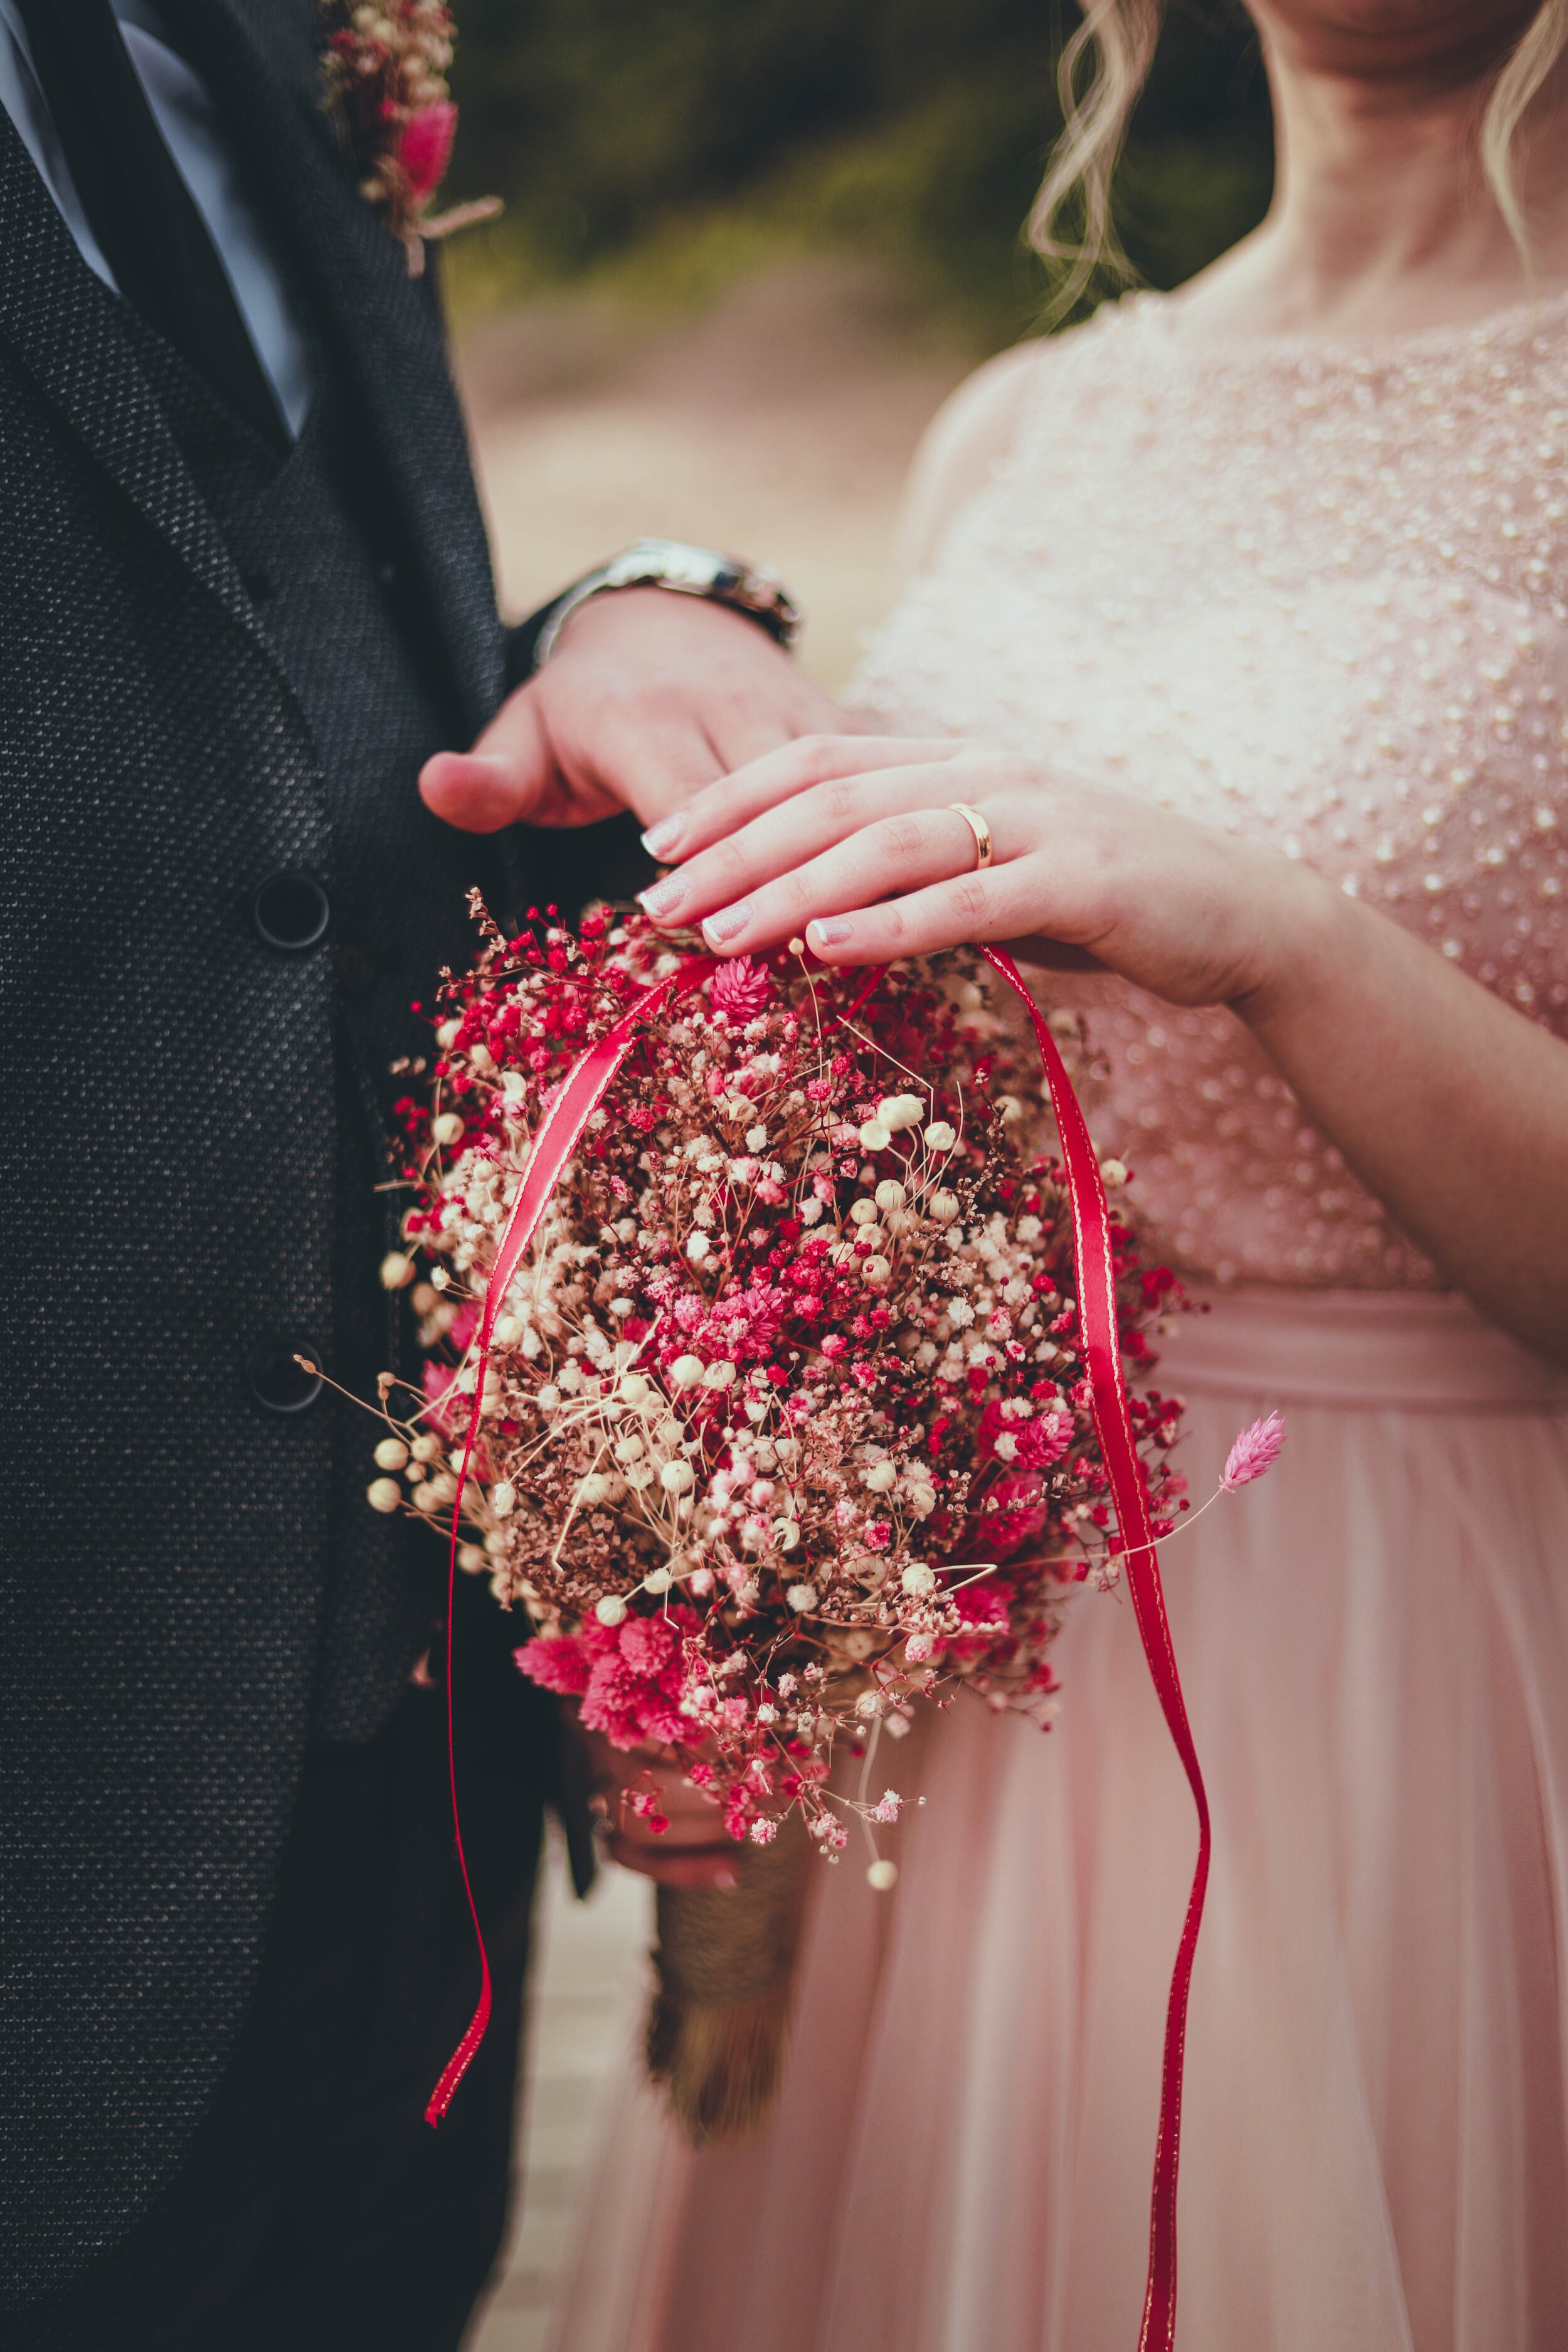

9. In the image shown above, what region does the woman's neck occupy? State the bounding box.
[1175,11,1568,342]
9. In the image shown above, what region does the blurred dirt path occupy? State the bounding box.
[455,259,975,693]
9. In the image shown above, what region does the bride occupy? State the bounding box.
[549,4,1568,2344]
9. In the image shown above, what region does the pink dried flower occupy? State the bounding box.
[1221,1411,1285,1492]
[1013,1412,1073,1471]
[399,100,455,203]
[710,957,773,1020]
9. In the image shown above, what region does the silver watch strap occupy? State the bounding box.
[532,538,802,667]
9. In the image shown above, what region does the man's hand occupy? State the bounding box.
[418,588,865,837]
[576,1721,744,1890]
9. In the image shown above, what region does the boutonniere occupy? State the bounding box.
[319,2,501,277]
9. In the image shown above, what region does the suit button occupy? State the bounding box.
[248,1336,324,1414]
[253,870,330,951]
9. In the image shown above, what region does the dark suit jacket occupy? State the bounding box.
[0,0,601,2299]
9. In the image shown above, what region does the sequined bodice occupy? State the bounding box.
[851,290,1568,1286]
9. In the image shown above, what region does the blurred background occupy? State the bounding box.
[445,0,1273,686]
[448,6,1274,2341]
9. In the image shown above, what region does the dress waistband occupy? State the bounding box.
[1147,1285,1568,1412]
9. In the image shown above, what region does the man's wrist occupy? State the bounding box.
[527,538,803,672]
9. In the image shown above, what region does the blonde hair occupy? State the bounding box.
[1029,0,1568,312]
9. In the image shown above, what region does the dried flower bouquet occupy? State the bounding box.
[369,904,1189,2135]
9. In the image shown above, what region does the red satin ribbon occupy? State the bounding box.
[424,954,715,2125]
[426,946,1209,2352]
[982,947,1209,2352]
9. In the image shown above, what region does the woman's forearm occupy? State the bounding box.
[1236,869,1568,1362]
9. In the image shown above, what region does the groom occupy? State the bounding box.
[0,4,840,2346]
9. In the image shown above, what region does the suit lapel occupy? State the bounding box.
[0,105,274,660]
[161,0,505,738]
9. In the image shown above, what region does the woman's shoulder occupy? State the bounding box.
[896,304,1147,574]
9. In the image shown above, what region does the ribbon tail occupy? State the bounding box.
[982,946,1210,2352]
[425,956,714,2126]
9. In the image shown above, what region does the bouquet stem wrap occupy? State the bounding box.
[426,945,1209,2352]
[647,1809,815,2144]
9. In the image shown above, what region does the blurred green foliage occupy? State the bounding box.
[445,1,1274,342]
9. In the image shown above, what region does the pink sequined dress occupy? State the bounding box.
[548,292,1568,2351]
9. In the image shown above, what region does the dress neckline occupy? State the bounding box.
[1110,282,1568,374]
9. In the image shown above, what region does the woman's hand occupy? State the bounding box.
[634,733,1320,1010]
[629,732,1568,1365]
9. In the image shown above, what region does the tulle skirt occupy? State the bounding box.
[548,1289,1568,2352]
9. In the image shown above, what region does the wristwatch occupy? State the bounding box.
[531,538,803,668]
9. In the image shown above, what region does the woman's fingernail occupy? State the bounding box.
[641,812,686,859]
[703,905,750,944]
[808,917,854,948]
[714,1868,739,1890]
[638,875,687,919]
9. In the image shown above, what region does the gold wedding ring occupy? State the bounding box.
[950,802,993,872]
